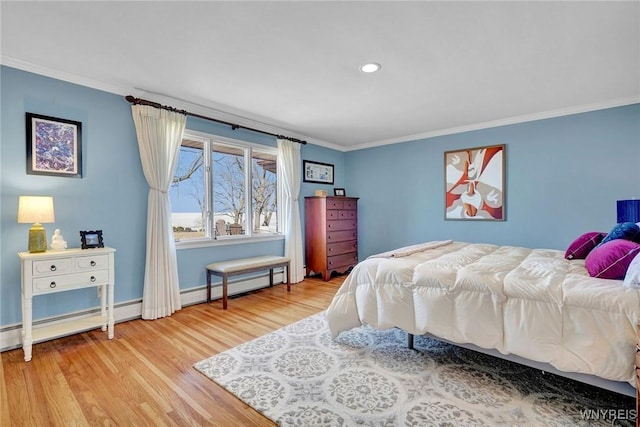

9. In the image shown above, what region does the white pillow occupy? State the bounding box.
[623,252,640,288]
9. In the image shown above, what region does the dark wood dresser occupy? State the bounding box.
[305,196,358,281]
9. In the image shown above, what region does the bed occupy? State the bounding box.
[326,240,640,395]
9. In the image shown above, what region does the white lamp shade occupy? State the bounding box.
[17,196,55,224]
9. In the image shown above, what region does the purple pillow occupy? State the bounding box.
[565,232,606,260]
[585,239,640,279]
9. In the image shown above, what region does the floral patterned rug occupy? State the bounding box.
[194,312,635,426]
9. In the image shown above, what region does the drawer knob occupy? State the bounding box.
[49,281,56,288]
[90,276,97,282]
[90,260,96,266]
[50,265,57,271]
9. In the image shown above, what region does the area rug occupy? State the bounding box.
[194,312,635,426]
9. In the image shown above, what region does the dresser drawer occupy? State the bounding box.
[75,254,109,270]
[342,209,356,219]
[327,252,358,269]
[327,219,357,231]
[342,199,357,210]
[327,230,357,242]
[326,199,344,209]
[328,240,357,256]
[33,270,110,293]
[32,258,73,276]
[327,209,357,220]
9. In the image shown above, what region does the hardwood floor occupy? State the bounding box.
[1,275,345,426]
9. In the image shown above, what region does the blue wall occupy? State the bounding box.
[2,65,638,330]
[0,66,345,327]
[346,104,640,257]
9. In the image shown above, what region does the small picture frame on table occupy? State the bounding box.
[80,230,104,249]
[334,188,346,196]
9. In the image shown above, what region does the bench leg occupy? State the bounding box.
[206,270,212,303]
[269,268,274,287]
[286,262,290,292]
[222,274,228,310]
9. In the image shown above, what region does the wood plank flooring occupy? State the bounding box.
[1,275,345,426]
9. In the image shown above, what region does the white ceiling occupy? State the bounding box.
[1,1,639,151]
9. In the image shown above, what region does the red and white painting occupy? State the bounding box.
[445,144,505,221]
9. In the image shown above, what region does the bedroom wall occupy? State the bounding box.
[1,64,637,339]
[345,103,640,257]
[0,66,345,333]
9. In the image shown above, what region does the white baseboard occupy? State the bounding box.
[0,271,285,353]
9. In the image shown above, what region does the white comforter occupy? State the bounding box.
[326,241,640,385]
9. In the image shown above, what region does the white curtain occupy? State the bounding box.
[278,139,305,283]
[131,105,187,320]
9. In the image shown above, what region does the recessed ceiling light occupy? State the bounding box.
[361,63,381,73]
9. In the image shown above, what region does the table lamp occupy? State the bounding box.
[17,196,55,253]
[617,199,640,223]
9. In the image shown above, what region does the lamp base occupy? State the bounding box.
[28,223,47,253]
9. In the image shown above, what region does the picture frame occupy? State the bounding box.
[444,144,505,221]
[80,230,104,249]
[334,188,346,196]
[303,160,334,185]
[26,112,82,178]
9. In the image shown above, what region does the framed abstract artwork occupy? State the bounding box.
[444,144,505,221]
[26,112,83,178]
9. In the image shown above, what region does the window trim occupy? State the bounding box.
[173,129,281,249]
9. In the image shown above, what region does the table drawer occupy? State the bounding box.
[327,252,358,269]
[32,258,73,276]
[33,270,110,293]
[328,240,357,256]
[75,254,109,270]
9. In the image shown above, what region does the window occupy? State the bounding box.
[170,131,280,244]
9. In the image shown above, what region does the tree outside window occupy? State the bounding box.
[170,132,279,243]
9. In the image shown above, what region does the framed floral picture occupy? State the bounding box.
[26,113,83,178]
[444,144,505,221]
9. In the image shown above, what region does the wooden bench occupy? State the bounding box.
[205,256,290,309]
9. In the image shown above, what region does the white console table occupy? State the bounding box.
[18,247,116,361]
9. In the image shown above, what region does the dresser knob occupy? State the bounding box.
[50,265,57,271]
[90,260,96,266]
[49,281,56,288]
[90,276,96,282]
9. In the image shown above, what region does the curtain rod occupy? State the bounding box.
[125,95,307,145]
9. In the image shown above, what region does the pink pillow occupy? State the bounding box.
[565,232,606,260]
[585,239,640,279]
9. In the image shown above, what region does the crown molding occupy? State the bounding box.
[347,96,640,152]
[4,55,637,153]
[133,89,341,150]
[0,55,339,148]
[1,56,138,97]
